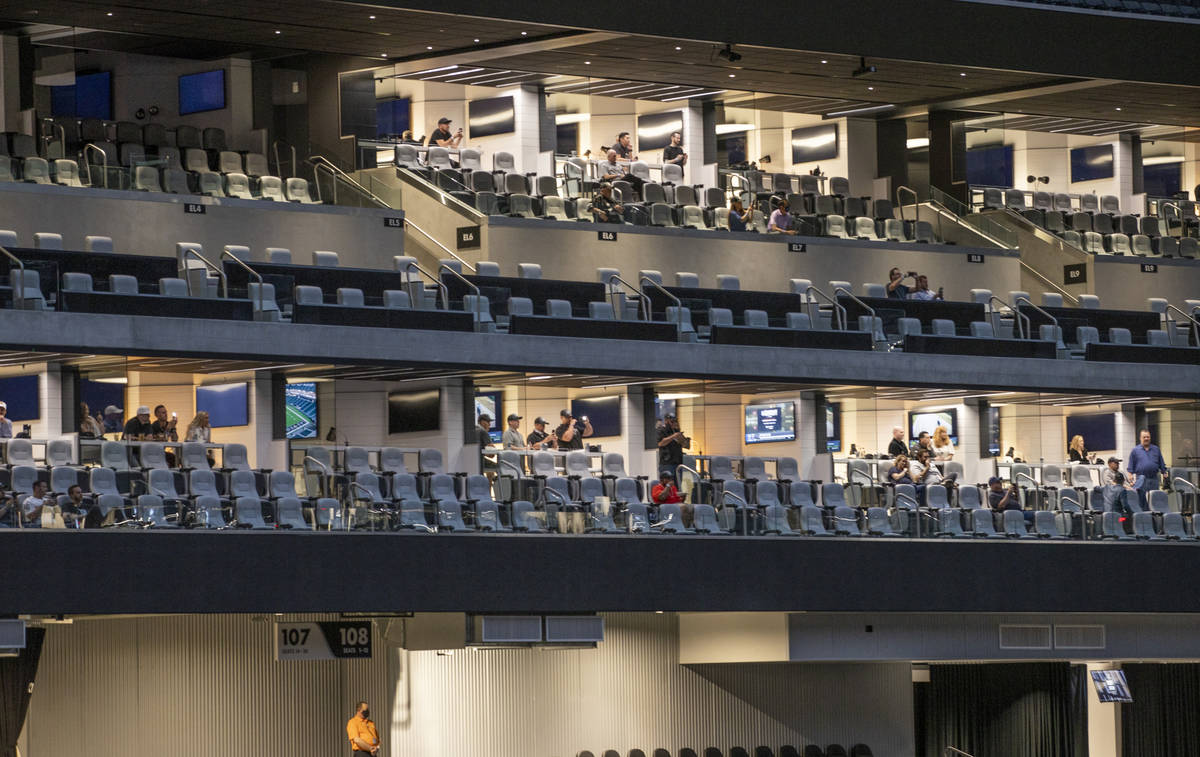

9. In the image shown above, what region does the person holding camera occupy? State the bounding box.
[428,117,462,149]
[656,414,691,477]
[887,267,915,299]
[554,409,593,451]
[988,476,1032,522]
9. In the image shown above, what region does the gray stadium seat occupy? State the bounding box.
[973,509,1004,538]
[313,250,339,267]
[260,176,285,201]
[52,159,83,187]
[198,171,224,197]
[225,173,254,199]
[337,288,365,307]
[1078,294,1100,309]
[286,178,318,203]
[546,299,572,318]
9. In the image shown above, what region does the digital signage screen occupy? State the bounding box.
[744,402,796,444]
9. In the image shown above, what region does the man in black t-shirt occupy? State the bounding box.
[589,183,624,223]
[656,414,690,474]
[526,417,557,450]
[663,132,687,166]
[428,117,462,148]
[612,132,635,161]
[122,406,154,440]
[477,413,497,480]
[554,409,593,451]
[887,426,907,458]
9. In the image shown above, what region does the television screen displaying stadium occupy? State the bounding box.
[285,382,318,439]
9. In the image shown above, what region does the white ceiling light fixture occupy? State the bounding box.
[661,89,725,102]
[715,123,755,135]
[906,137,930,149]
[554,113,590,125]
[1143,155,1184,165]
[825,103,895,117]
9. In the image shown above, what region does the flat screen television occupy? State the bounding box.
[987,406,1002,457]
[909,408,958,445]
[655,398,677,421]
[284,382,318,439]
[571,396,621,438]
[1070,144,1114,183]
[745,402,796,444]
[468,96,515,138]
[1066,412,1116,452]
[790,124,838,164]
[636,110,683,151]
[475,390,503,443]
[51,71,113,120]
[387,388,440,434]
[376,98,411,138]
[966,144,1013,187]
[1091,670,1132,703]
[179,69,226,116]
[196,382,249,428]
[0,375,40,422]
[1143,162,1181,198]
[825,402,842,453]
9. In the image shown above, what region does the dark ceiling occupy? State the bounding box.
[1,0,1197,129]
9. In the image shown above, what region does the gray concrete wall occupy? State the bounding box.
[1093,254,1200,312]
[0,183,404,267]
[485,217,1022,300]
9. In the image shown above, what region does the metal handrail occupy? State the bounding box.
[1160,201,1181,220]
[896,185,919,223]
[438,263,483,325]
[406,216,476,272]
[1015,296,1060,342]
[804,285,848,331]
[606,272,650,321]
[219,249,264,314]
[1016,471,1039,488]
[1018,261,1081,306]
[639,276,681,322]
[0,245,26,310]
[272,140,296,179]
[404,260,450,311]
[41,117,65,159]
[542,485,569,509]
[309,155,388,207]
[676,464,703,482]
[945,748,975,757]
[177,246,228,298]
[1174,477,1197,493]
[83,143,108,188]
[987,295,1031,340]
[1164,303,1200,347]
[833,286,875,330]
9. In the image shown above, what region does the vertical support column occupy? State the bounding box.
[844,118,877,201]
[1086,663,1122,757]
[799,391,829,481]
[927,110,974,205]
[875,118,908,204]
[0,35,21,132]
[624,386,652,479]
[682,100,712,189]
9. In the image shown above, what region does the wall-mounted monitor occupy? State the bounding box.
[284,382,318,439]
[475,390,503,443]
[196,382,249,428]
[387,388,440,434]
[51,71,113,120]
[1070,144,1114,183]
[825,403,842,453]
[965,144,1013,187]
[571,396,621,438]
[790,124,838,164]
[1066,412,1116,452]
[1091,670,1132,703]
[745,402,795,445]
[909,408,958,445]
[468,96,515,138]
[636,110,683,151]
[0,375,40,422]
[1143,162,1181,198]
[179,69,226,116]
[986,406,1002,457]
[376,98,411,138]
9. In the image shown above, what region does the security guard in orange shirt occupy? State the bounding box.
[346,701,380,755]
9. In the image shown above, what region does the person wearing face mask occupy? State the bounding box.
[346,701,379,755]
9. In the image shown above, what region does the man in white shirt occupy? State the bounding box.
[21,480,49,528]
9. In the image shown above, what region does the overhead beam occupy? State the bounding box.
[384,30,624,75]
[889,77,1121,119]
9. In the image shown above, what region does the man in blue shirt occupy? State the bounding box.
[1127,429,1167,511]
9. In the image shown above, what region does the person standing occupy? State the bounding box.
[79,402,105,438]
[886,268,912,300]
[886,426,907,458]
[663,131,687,166]
[554,409,592,451]
[477,414,497,481]
[931,426,955,461]
[346,701,379,755]
[656,413,690,476]
[186,411,212,442]
[526,417,557,450]
[612,131,636,161]
[428,117,462,148]
[502,414,525,450]
[1068,434,1091,463]
[1127,428,1167,511]
[0,401,11,438]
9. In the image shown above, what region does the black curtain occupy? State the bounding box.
[920,663,1086,757]
[0,627,44,757]
[1122,663,1200,756]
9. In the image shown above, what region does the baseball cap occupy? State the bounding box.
[507,413,522,421]
[478,413,492,422]
[533,417,547,425]
[104,405,123,415]
[438,117,451,124]
[136,406,150,416]
[0,401,6,409]
[988,476,1002,485]
[1108,456,1120,464]
[560,408,570,417]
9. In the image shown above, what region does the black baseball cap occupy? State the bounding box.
[507,413,521,421]
[438,117,451,124]
[1108,456,1120,463]
[478,413,492,422]
[560,408,571,417]
[533,417,547,425]
[988,476,1002,485]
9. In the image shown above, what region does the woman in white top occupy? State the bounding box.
[185,411,211,442]
[931,426,955,461]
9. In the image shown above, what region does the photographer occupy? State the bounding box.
[428,117,463,149]
[555,409,593,451]
[988,476,1032,522]
[886,267,915,300]
[656,413,691,477]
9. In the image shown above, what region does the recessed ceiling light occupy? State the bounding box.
[820,59,827,64]
[675,46,681,50]
[867,86,874,90]
[426,45,433,50]
[381,53,387,57]
[474,38,480,43]
[584,60,591,65]
[274,29,281,34]
[106,11,113,15]
[369,14,375,19]
[728,73,736,78]
[1115,106,1122,111]
[959,72,966,76]
[521,31,527,35]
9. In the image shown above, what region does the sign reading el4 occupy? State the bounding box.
[275,621,372,661]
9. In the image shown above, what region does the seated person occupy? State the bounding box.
[62,484,89,528]
[151,405,179,442]
[1102,456,1122,485]
[907,275,943,301]
[20,480,49,528]
[768,198,798,235]
[650,470,693,527]
[427,117,462,149]
[728,198,753,232]
[887,454,913,485]
[598,149,644,194]
[1103,470,1141,516]
[886,268,913,299]
[0,484,14,527]
[122,406,154,441]
[588,183,624,224]
[987,476,1033,522]
[79,401,105,438]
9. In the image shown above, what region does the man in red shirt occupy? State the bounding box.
[651,470,693,526]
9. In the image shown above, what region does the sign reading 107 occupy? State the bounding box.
[274,621,373,661]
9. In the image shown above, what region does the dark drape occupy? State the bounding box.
[0,627,45,757]
[920,663,1086,757]
[1122,663,1200,757]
